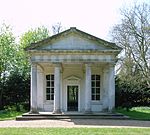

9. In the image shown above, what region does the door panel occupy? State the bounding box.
[67,86,78,111]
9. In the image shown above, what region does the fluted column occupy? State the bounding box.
[108,64,115,112]
[53,64,62,114]
[30,63,38,113]
[85,64,92,113]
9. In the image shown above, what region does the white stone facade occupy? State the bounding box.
[26,27,121,113]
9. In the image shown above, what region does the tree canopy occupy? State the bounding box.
[0,25,50,109]
[111,3,150,108]
[112,3,150,87]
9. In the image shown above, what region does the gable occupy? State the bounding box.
[37,35,109,50]
[25,27,122,52]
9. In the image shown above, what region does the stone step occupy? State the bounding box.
[22,113,124,117]
[16,113,129,121]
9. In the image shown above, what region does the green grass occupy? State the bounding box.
[116,107,150,120]
[1,106,150,121]
[0,110,24,121]
[0,128,150,135]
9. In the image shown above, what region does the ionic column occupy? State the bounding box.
[30,63,38,113]
[85,64,92,113]
[53,64,62,114]
[108,64,115,112]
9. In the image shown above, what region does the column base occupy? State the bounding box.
[52,109,62,114]
[29,109,39,114]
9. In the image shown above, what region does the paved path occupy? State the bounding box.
[0,119,150,128]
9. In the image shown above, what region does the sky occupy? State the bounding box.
[0,0,149,41]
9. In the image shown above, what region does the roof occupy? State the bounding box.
[25,27,122,51]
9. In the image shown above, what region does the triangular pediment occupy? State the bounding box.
[25,27,122,51]
[38,35,109,50]
[66,75,81,81]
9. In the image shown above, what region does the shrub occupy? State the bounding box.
[115,77,150,109]
[1,71,30,111]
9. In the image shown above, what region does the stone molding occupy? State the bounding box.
[31,54,116,63]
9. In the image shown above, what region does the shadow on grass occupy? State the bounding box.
[116,108,150,120]
[68,118,150,127]
[69,108,150,127]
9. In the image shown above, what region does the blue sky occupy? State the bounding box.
[0,0,149,40]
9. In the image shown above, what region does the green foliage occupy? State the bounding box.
[112,3,150,109]
[0,23,17,109]
[0,23,16,75]
[4,104,26,112]
[0,24,51,110]
[19,26,50,48]
[112,3,150,87]
[116,107,150,120]
[2,71,30,111]
[17,26,50,76]
[115,76,150,109]
[0,128,150,135]
[4,105,18,112]
[0,104,27,120]
[0,110,24,121]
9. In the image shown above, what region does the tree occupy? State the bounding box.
[0,23,17,109]
[3,71,30,111]
[20,26,50,49]
[111,3,150,87]
[111,3,150,108]
[0,25,51,110]
[18,26,51,75]
[52,22,63,35]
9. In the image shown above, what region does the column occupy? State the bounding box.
[37,66,44,111]
[30,63,38,113]
[108,64,115,112]
[102,68,109,110]
[85,64,92,113]
[53,64,62,114]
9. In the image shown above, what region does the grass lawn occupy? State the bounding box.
[116,107,150,120]
[0,110,24,121]
[0,128,150,135]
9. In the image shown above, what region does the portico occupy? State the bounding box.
[26,27,121,114]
